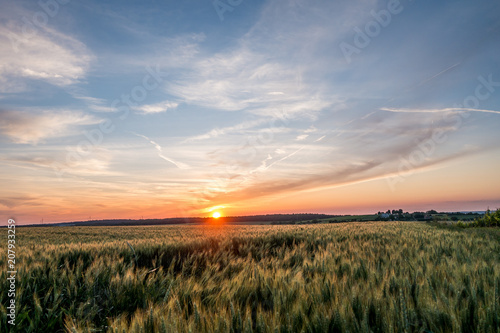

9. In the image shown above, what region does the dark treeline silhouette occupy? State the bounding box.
[20,213,338,227]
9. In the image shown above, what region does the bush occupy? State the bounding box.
[478,208,500,227]
[460,208,500,228]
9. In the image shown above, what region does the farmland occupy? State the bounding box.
[1,222,499,332]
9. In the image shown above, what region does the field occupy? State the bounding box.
[1,222,499,332]
[316,215,379,223]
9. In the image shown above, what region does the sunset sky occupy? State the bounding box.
[1,0,500,224]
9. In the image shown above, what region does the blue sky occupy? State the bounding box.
[1,0,500,223]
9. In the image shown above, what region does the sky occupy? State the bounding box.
[1,0,500,224]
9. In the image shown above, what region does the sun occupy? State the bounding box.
[212,212,221,219]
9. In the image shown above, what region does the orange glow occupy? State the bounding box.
[212,212,221,219]
[5,151,500,225]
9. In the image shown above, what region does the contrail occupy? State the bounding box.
[133,133,190,169]
[262,147,305,171]
[417,62,461,87]
[380,107,500,115]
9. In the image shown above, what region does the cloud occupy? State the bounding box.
[0,109,101,144]
[164,48,339,120]
[0,16,92,91]
[134,101,179,114]
[183,117,270,143]
[199,143,492,210]
[187,105,482,210]
[1,151,114,177]
[205,159,382,206]
[154,1,374,120]
[68,94,117,113]
[164,49,301,112]
[304,126,317,133]
[0,195,42,209]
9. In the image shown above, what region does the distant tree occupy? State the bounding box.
[414,212,424,219]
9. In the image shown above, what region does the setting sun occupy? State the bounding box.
[212,212,221,219]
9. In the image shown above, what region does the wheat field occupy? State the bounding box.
[1,222,499,332]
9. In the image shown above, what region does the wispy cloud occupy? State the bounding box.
[0,146,118,178]
[0,194,42,209]
[182,117,270,143]
[0,11,92,91]
[69,94,117,113]
[188,104,481,209]
[0,109,101,144]
[206,159,381,206]
[134,101,179,114]
[201,143,493,209]
[154,1,370,121]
